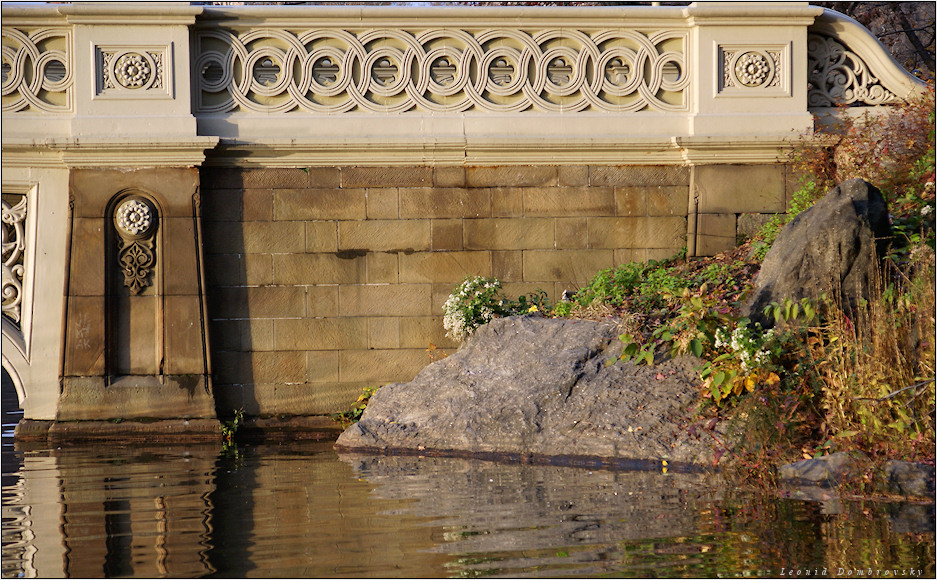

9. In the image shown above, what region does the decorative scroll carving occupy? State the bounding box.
[194,27,689,114]
[2,195,27,325]
[807,33,897,107]
[113,197,157,295]
[1,27,72,113]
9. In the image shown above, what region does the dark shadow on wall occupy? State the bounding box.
[199,168,259,423]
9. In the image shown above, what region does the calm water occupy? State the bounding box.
[2,431,934,579]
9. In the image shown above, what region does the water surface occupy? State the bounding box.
[2,438,934,578]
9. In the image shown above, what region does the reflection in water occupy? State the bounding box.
[2,440,934,578]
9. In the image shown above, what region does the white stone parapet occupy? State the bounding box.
[2,2,927,167]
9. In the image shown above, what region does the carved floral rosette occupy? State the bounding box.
[113,196,157,295]
[2,195,27,325]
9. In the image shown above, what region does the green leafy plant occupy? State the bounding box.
[332,385,381,427]
[221,408,244,448]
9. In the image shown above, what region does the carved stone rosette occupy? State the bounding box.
[113,196,157,295]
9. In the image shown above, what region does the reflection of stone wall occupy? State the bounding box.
[50,446,218,578]
[201,165,695,415]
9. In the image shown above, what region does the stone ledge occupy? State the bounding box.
[15,418,222,444]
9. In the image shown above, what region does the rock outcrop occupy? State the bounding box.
[745,178,891,327]
[336,316,719,465]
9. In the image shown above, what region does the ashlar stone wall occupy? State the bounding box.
[200,164,691,416]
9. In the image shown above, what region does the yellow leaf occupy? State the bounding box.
[745,376,756,392]
[765,372,781,386]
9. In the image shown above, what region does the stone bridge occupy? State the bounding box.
[1,2,926,431]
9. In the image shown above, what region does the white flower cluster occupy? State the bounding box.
[714,325,773,371]
[443,276,502,341]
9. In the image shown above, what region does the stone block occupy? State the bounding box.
[241,189,274,222]
[490,187,525,218]
[164,295,206,375]
[647,186,689,216]
[305,221,339,253]
[200,167,242,190]
[272,382,357,416]
[64,295,106,376]
[202,189,242,222]
[614,187,646,217]
[366,252,398,283]
[501,282,555,306]
[614,248,646,264]
[589,165,689,187]
[463,218,554,250]
[646,247,683,261]
[251,351,306,385]
[161,217,200,296]
[210,320,240,351]
[491,250,523,280]
[366,188,399,219]
[524,187,614,217]
[694,164,786,214]
[241,168,309,189]
[240,319,273,351]
[69,218,106,296]
[432,283,456,312]
[306,350,340,383]
[737,213,775,240]
[114,294,158,375]
[211,286,305,319]
[399,251,491,283]
[273,318,368,351]
[431,219,463,251]
[522,250,613,284]
[434,166,465,187]
[71,167,199,218]
[306,167,342,189]
[399,316,458,349]
[272,253,366,285]
[399,188,490,219]
[587,217,685,249]
[558,165,589,186]
[205,254,243,287]
[695,213,737,256]
[338,349,430,384]
[368,317,401,349]
[338,284,432,316]
[305,285,339,318]
[218,385,262,415]
[555,217,588,249]
[338,220,431,252]
[466,166,558,187]
[342,166,432,188]
[274,188,366,221]
[244,254,273,286]
[240,222,305,254]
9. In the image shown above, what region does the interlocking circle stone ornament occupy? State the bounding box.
[734,51,771,87]
[115,197,155,238]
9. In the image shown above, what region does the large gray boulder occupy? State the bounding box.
[745,178,891,327]
[336,316,719,465]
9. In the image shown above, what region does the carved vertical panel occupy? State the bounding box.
[113,196,157,294]
[2,194,27,326]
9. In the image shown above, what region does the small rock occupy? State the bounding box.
[883,460,935,498]
[778,451,870,486]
